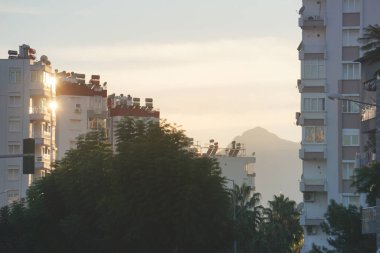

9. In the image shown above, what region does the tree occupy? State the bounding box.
[352,162,380,206]
[260,194,303,253]
[0,120,234,253]
[310,200,376,253]
[231,183,264,253]
[358,24,380,67]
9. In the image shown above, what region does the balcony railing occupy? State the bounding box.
[300,178,327,192]
[362,206,376,234]
[355,151,376,168]
[299,13,326,29]
[361,105,376,121]
[29,106,49,114]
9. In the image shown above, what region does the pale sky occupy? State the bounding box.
[0,0,301,147]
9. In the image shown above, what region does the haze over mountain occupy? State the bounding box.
[233,127,302,205]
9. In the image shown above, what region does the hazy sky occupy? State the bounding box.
[0,0,301,147]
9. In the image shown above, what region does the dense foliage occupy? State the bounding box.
[309,200,376,253]
[0,118,303,253]
[0,120,233,253]
[231,184,303,253]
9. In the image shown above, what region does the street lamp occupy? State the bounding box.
[328,93,378,107]
[225,178,237,253]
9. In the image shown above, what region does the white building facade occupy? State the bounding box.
[297,1,380,251]
[0,45,56,207]
[55,73,107,160]
[199,141,256,191]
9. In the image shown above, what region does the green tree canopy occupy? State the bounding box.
[0,119,233,253]
[310,200,376,253]
[358,24,380,66]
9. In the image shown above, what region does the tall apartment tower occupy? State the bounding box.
[0,45,56,207]
[297,1,380,251]
[55,72,108,160]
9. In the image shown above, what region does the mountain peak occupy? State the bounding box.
[231,127,302,204]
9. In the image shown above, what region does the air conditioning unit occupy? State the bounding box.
[306,226,317,235]
[304,192,315,202]
[75,108,81,114]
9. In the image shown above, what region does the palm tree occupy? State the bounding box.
[262,194,303,253]
[231,183,264,252]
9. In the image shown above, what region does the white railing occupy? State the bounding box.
[29,106,48,114]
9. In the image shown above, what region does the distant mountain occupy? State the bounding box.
[233,127,302,205]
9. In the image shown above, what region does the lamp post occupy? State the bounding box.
[328,93,378,107]
[226,178,237,253]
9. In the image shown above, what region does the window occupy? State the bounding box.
[9,68,21,83]
[342,195,360,208]
[342,63,360,80]
[302,59,326,79]
[342,162,355,180]
[7,190,19,204]
[303,98,325,112]
[343,0,361,13]
[342,29,359,46]
[342,129,359,146]
[8,118,21,132]
[304,126,325,143]
[42,146,50,157]
[7,166,20,181]
[31,71,42,83]
[42,122,51,134]
[8,142,20,154]
[9,95,21,107]
[75,104,81,113]
[342,98,360,113]
[88,117,106,130]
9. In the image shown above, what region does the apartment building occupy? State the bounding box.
[107,94,160,151]
[0,45,56,207]
[297,0,380,251]
[195,140,256,191]
[55,72,107,160]
[0,44,162,209]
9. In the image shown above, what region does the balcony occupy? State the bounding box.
[355,151,376,168]
[362,206,376,234]
[300,205,325,226]
[29,106,51,122]
[299,13,326,29]
[35,156,51,170]
[300,215,324,226]
[30,87,52,97]
[299,144,327,160]
[361,105,376,133]
[296,111,326,126]
[30,131,52,146]
[300,178,327,192]
[297,79,327,93]
[298,44,327,60]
